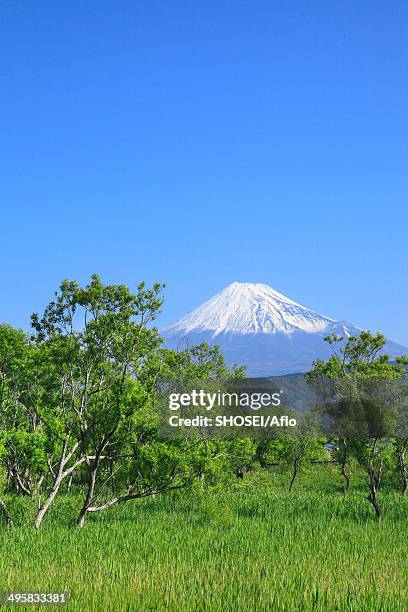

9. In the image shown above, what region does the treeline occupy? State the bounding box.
[0,276,407,528]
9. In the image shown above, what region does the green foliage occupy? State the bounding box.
[309,330,407,381]
[308,330,408,513]
[1,283,408,529]
[1,276,251,526]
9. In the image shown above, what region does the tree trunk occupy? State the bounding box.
[397,451,408,495]
[289,457,300,492]
[366,463,382,519]
[339,439,350,491]
[34,440,84,529]
[34,473,64,529]
[341,460,350,491]
[366,492,381,518]
[77,457,100,528]
[0,499,13,527]
[76,507,87,528]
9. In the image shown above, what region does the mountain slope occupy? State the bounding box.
[162,282,407,376]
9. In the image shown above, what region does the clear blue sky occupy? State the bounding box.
[1,1,407,344]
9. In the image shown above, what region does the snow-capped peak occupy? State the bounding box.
[164,282,336,337]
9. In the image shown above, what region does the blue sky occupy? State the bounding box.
[1,1,407,344]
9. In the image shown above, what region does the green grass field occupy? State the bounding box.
[1,467,407,611]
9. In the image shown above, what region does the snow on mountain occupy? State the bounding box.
[162,282,407,376]
[166,282,339,336]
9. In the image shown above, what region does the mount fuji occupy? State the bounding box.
[162,282,407,376]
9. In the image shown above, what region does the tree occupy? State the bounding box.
[75,343,245,526]
[29,275,164,528]
[0,432,13,527]
[393,369,408,494]
[0,324,46,525]
[308,331,407,517]
[282,411,324,492]
[0,279,249,529]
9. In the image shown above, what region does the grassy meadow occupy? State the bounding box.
[1,466,407,611]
